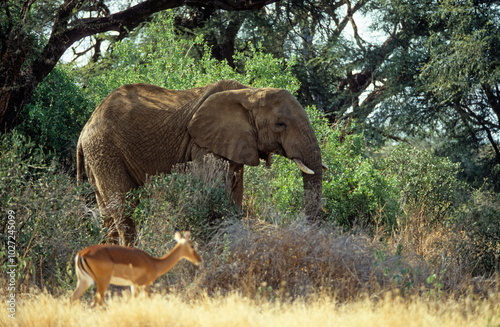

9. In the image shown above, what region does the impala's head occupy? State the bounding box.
[175,230,202,265]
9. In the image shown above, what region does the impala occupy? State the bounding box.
[70,231,201,305]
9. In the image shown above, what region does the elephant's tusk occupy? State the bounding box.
[322,163,329,171]
[293,159,315,175]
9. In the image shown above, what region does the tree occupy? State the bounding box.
[0,0,278,132]
[365,0,500,187]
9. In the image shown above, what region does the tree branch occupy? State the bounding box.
[20,0,36,22]
[33,0,279,83]
[1,0,280,131]
[346,0,366,51]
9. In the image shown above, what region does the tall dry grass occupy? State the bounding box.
[130,217,497,303]
[1,290,498,327]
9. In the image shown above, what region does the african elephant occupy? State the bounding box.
[77,80,323,245]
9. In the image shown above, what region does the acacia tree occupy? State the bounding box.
[365,0,500,179]
[0,0,278,132]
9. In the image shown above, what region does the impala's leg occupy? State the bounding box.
[130,285,139,297]
[70,256,95,303]
[94,279,110,306]
[131,285,148,297]
[70,278,92,303]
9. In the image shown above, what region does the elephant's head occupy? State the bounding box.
[187,86,323,219]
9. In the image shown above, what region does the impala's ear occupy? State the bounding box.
[183,231,191,240]
[174,230,182,242]
[188,89,260,166]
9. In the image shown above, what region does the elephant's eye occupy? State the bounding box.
[275,122,287,130]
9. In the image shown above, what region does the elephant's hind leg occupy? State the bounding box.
[87,166,121,243]
[95,167,139,245]
[105,192,137,245]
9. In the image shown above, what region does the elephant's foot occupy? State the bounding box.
[113,215,137,246]
[103,218,121,244]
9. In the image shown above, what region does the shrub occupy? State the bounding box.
[128,155,240,246]
[203,219,382,299]
[244,158,303,223]
[245,110,400,229]
[320,123,400,229]
[453,189,500,276]
[17,66,94,167]
[0,132,100,292]
[381,144,468,225]
[80,11,299,105]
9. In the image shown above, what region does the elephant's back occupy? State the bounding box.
[80,84,202,142]
[92,84,202,119]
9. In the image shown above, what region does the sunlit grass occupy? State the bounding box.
[1,291,498,327]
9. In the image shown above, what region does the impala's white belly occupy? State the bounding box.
[110,276,135,286]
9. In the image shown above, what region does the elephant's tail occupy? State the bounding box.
[76,136,84,183]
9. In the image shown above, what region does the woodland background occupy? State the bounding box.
[0,0,499,321]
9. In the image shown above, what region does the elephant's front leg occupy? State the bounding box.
[229,163,244,208]
[192,145,245,208]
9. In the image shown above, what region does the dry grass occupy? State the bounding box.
[1,290,498,327]
[171,218,495,301]
[200,219,382,299]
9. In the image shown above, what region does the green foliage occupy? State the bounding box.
[233,43,300,91]
[320,122,399,229]
[244,158,303,223]
[245,107,400,229]
[0,132,100,292]
[421,1,500,99]
[0,131,51,196]
[381,145,467,224]
[80,11,299,105]
[17,65,94,166]
[128,156,239,244]
[367,0,500,191]
[454,189,500,276]
[426,270,445,299]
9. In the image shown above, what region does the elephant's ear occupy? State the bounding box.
[188,89,260,166]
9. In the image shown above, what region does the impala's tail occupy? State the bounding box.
[75,254,94,282]
[70,253,95,303]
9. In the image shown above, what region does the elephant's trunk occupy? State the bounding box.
[299,140,323,221]
[302,164,323,221]
[282,119,323,220]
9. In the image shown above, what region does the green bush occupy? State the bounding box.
[381,145,467,225]
[128,155,240,246]
[245,109,400,229]
[320,122,400,229]
[454,189,500,276]
[80,11,299,104]
[0,132,100,292]
[18,66,94,166]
